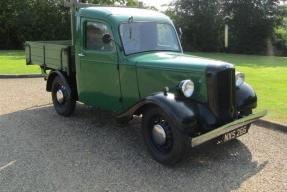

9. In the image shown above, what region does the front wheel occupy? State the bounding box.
[142,107,190,165]
[51,76,76,117]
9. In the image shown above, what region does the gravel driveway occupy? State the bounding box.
[0,78,286,192]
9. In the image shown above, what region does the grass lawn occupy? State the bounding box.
[1,50,286,123]
[0,50,40,74]
[188,52,287,124]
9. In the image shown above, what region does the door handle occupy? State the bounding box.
[78,53,85,57]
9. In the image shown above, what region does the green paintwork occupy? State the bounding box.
[26,7,234,113]
[74,7,187,112]
[25,41,72,72]
[76,17,122,111]
[127,52,232,104]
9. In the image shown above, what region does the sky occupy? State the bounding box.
[140,0,174,11]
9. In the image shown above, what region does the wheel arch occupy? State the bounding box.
[46,70,71,94]
[117,92,198,134]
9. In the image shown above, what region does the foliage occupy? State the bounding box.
[274,5,287,55]
[167,0,224,52]
[223,0,280,54]
[167,0,286,55]
[0,0,138,50]
[1,0,286,55]
[0,0,70,49]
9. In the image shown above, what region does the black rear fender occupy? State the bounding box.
[46,71,71,94]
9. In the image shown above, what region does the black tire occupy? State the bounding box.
[142,107,190,165]
[51,76,76,117]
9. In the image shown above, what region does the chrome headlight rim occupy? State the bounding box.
[236,72,245,87]
[179,79,195,98]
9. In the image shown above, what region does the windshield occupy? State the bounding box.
[119,22,181,55]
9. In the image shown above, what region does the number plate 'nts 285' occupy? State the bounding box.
[222,125,250,142]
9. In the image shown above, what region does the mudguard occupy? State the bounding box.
[46,70,71,95]
[236,82,257,111]
[117,92,198,134]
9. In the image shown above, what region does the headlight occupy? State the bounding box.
[236,72,245,87]
[179,80,195,97]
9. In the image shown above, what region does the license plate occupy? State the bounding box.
[222,126,249,142]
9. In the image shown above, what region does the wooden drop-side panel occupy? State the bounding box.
[25,41,73,73]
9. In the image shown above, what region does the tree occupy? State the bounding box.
[167,0,224,52]
[223,0,281,54]
[0,0,71,49]
[0,0,138,49]
[0,0,31,49]
[166,0,283,55]
[274,5,287,55]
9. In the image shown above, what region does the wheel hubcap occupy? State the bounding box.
[56,89,64,104]
[152,124,167,145]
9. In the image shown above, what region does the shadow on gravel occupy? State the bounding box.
[0,104,268,192]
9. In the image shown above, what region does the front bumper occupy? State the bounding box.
[191,110,267,147]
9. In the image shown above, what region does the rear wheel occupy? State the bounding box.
[51,76,76,117]
[142,107,190,165]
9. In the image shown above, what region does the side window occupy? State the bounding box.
[85,21,114,51]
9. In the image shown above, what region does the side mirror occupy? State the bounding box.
[102,34,112,44]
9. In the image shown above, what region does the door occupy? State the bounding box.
[77,18,122,112]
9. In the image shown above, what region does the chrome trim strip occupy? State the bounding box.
[191,110,267,147]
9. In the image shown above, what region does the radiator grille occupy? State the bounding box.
[207,67,236,124]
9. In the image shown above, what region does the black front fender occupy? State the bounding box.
[236,82,257,111]
[117,92,198,134]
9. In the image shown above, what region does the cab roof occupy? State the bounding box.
[78,7,172,25]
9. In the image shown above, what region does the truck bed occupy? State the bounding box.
[25,40,74,74]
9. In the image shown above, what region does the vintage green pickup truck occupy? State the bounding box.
[25,0,267,165]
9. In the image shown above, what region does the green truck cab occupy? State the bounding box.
[25,1,266,165]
